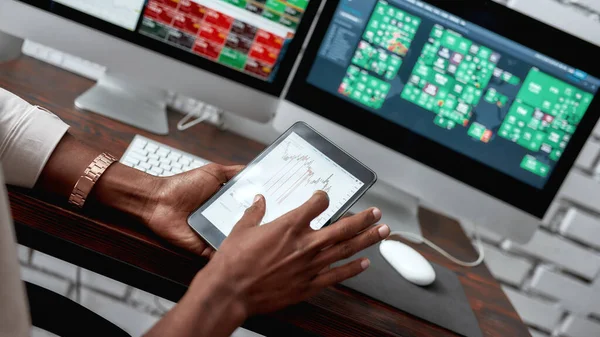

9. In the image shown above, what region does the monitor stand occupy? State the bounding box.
[75,74,169,135]
[0,31,23,62]
[350,181,423,240]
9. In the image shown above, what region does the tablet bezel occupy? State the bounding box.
[187,122,377,249]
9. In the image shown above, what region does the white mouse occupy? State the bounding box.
[379,240,436,286]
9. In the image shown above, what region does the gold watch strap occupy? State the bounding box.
[69,152,117,208]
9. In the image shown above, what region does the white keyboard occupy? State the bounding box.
[120,135,210,177]
[22,40,107,81]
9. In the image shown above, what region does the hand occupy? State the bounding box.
[207,191,390,316]
[143,164,244,258]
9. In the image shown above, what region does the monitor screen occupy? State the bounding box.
[305,0,600,189]
[20,0,316,92]
[50,0,311,82]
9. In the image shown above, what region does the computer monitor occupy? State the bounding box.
[0,0,320,134]
[275,0,600,242]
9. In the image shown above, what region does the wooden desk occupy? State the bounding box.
[3,57,530,337]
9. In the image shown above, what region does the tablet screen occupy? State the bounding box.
[202,132,366,235]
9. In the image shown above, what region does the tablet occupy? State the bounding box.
[187,122,377,249]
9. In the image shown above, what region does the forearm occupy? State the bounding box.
[37,132,246,335]
[144,262,247,337]
[35,133,159,220]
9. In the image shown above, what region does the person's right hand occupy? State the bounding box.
[207,191,390,317]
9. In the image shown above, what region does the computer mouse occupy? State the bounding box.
[379,240,436,286]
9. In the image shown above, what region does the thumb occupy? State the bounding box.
[232,195,266,232]
[218,164,245,181]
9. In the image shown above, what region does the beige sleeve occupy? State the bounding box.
[0,170,30,337]
[0,87,69,188]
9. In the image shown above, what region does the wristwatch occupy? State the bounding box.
[69,152,117,208]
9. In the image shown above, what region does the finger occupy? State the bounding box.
[312,208,382,249]
[200,246,214,259]
[222,165,245,180]
[231,194,266,231]
[185,236,215,257]
[311,258,370,289]
[312,224,389,267]
[282,191,330,228]
[199,164,245,184]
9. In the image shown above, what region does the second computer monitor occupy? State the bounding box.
[279,0,600,240]
[1,0,320,126]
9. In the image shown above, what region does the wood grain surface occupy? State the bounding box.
[3,56,531,337]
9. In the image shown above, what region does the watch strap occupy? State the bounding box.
[69,152,117,208]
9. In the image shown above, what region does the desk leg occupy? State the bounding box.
[0,31,23,62]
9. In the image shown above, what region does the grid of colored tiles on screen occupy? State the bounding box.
[223,0,309,30]
[338,66,392,109]
[363,1,421,57]
[338,1,421,109]
[351,40,403,81]
[139,0,286,80]
[401,24,500,130]
[498,68,594,176]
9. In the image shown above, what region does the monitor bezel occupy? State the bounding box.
[286,0,600,218]
[16,0,321,97]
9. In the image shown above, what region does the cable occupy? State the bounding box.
[388,223,485,268]
[177,102,209,131]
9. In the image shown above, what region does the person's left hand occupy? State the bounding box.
[142,164,244,258]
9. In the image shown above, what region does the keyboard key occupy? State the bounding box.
[132,148,149,157]
[179,157,192,166]
[168,153,182,161]
[150,167,164,176]
[128,152,148,163]
[191,160,205,169]
[133,165,147,173]
[157,148,170,157]
[138,162,152,170]
[171,162,183,170]
[131,138,147,149]
[146,143,159,153]
[149,159,161,167]
[148,153,160,160]
[159,158,171,165]
[123,158,139,167]
[159,163,172,171]
[172,168,183,174]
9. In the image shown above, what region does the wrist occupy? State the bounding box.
[146,261,248,337]
[88,163,162,222]
[189,260,249,324]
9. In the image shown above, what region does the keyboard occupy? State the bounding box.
[120,135,210,177]
[22,40,107,81]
